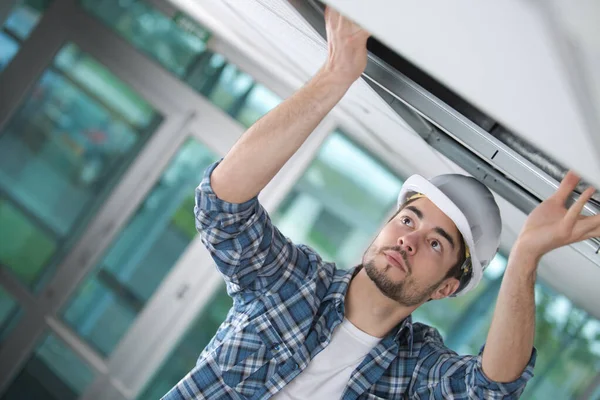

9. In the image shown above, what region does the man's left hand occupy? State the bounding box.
[514,171,600,262]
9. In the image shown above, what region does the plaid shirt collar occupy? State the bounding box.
[322,265,416,357]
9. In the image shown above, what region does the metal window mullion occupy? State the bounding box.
[0,0,76,134]
[45,316,109,376]
[0,308,48,394]
[0,267,38,312]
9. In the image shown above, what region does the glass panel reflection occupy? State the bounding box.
[2,333,95,400]
[81,0,284,132]
[0,32,19,71]
[190,55,283,128]
[63,139,217,356]
[0,43,160,289]
[205,63,254,114]
[0,197,56,285]
[0,0,54,72]
[235,85,282,128]
[521,287,600,399]
[81,0,210,77]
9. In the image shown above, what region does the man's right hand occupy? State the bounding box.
[322,7,370,85]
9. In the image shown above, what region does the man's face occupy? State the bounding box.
[363,197,462,306]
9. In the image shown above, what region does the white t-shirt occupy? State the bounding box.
[272,318,381,400]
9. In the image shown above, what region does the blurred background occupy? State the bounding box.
[0,0,598,399]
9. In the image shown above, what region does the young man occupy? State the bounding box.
[164,8,600,400]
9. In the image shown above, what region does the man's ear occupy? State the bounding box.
[430,278,460,300]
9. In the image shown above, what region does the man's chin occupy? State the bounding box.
[381,262,408,280]
[365,262,404,286]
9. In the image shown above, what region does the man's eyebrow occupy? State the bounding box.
[405,205,456,251]
[434,227,456,251]
[405,206,423,220]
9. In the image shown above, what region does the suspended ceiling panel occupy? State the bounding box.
[325,0,600,191]
[169,0,600,318]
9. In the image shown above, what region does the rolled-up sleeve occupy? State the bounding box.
[194,161,315,301]
[410,332,536,399]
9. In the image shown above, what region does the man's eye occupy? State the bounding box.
[431,240,441,251]
[401,217,412,226]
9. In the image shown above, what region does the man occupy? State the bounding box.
[164,8,600,400]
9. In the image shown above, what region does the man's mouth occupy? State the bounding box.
[384,251,407,272]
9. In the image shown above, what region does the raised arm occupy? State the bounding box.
[210,7,370,204]
[410,173,598,399]
[482,171,600,382]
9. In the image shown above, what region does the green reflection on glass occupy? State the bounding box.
[0,43,160,290]
[54,44,155,129]
[0,198,56,285]
[81,0,209,77]
[521,286,600,399]
[188,54,282,128]
[235,85,282,128]
[80,0,284,132]
[62,139,217,356]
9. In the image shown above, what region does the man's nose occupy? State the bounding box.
[397,233,418,255]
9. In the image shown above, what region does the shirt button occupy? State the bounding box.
[336,303,343,314]
[272,344,280,350]
[319,335,327,343]
[293,363,299,370]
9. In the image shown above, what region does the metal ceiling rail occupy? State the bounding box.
[365,77,600,263]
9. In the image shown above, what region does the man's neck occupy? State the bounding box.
[344,267,417,338]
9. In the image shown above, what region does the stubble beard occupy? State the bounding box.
[363,247,442,307]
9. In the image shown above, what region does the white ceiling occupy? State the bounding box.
[169,0,600,318]
[325,0,600,190]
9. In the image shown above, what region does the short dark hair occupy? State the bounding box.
[389,197,467,283]
[446,233,466,280]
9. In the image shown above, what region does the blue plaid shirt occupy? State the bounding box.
[164,162,536,400]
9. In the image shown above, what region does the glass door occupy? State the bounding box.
[0,41,170,400]
[0,41,163,293]
[0,1,243,398]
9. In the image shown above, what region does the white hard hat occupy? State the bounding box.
[397,174,502,296]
